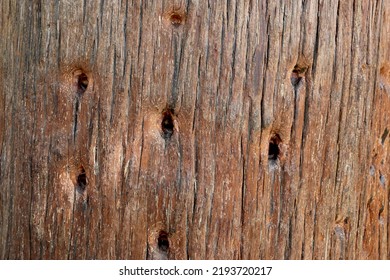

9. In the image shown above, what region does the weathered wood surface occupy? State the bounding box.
[0,0,389,259]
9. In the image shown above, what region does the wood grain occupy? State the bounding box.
[0,0,389,259]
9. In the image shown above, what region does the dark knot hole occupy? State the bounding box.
[161,109,174,139]
[291,65,306,88]
[268,134,282,161]
[76,165,88,193]
[157,231,169,252]
[76,71,89,95]
[169,12,184,27]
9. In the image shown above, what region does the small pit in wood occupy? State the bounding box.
[170,13,184,26]
[164,10,186,28]
[291,65,306,88]
[157,231,169,252]
[74,70,89,95]
[268,134,282,162]
[76,165,88,193]
[161,109,174,140]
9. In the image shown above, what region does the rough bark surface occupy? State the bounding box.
[0,0,389,260]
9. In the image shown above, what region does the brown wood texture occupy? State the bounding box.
[0,0,389,260]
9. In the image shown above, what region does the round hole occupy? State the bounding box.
[268,134,282,161]
[164,10,186,28]
[76,165,88,193]
[157,231,169,252]
[170,13,183,27]
[290,72,302,87]
[77,73,89,93]
[73,69,89,95]
[161,109,174,139]
[291,65,306,88]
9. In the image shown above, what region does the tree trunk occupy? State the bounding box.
[1,0,389,260]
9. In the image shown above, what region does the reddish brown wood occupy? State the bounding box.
[0,0,389,259]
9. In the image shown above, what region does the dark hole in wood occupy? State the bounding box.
[161,109,174,139]
[291,65,306,88]
[157,231,169,252]
[77,73,89,94]
[379,204,384,216]
[170,13,183,27]
[76,166,87,193]
[268,134,281,161]
[291,72,302,87]
[381,128,389,145]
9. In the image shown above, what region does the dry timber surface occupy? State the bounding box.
[0,0,390,259]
